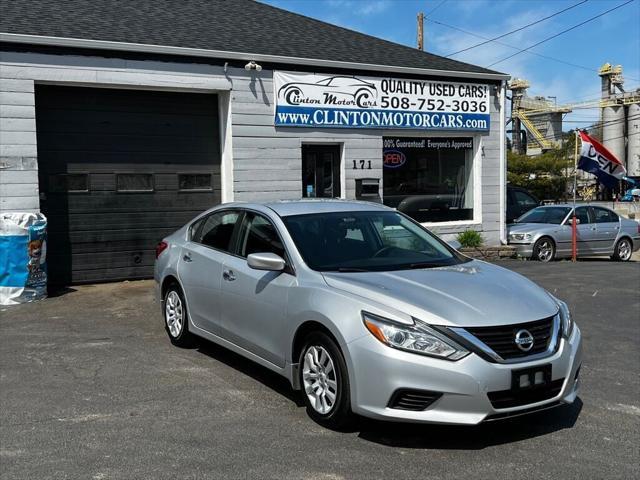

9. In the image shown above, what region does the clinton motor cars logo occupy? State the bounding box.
[383,150,406,168]
[277,75,378,109]
[274,71,491,131]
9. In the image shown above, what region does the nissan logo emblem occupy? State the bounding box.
[514,329,534,352]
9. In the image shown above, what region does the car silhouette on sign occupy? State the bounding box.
[278,76,377,108]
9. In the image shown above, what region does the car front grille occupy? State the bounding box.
[487,378,565,409]
[388,389,442,411]
[464,316,555,360]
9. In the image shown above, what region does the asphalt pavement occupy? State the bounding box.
[1,259,639,480]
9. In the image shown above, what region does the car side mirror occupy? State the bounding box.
[447,239,462,250]
[247,252,286,271]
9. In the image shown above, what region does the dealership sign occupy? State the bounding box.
[273,71,490,131]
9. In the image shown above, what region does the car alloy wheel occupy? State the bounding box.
[534,237,555,262]
[163,285,194,347]
[615,238,632,261]
[302,345,338,415]
[298,332,353,429]
[165,291,183,338]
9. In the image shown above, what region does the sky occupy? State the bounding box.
[260,0,640,130]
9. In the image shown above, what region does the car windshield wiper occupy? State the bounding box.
[405,262,442,269]
[334,267,370,272]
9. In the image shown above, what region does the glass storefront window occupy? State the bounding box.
[382,137,474,223]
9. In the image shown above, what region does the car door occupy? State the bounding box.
[592,207,620,253]
[219,211,296,368]
[574,206,598,254]
[178,210,242,337]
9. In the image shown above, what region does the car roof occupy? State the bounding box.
[263,199,392,217]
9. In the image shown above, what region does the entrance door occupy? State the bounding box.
[302,145,341,198]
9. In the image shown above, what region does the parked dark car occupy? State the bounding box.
[507,185,540,224]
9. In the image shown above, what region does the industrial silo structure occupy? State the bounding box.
[628,102,640,177]
[599,64,640,182]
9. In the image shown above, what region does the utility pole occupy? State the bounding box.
[417,12,424,51]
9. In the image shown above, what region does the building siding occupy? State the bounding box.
[0,50,504,245]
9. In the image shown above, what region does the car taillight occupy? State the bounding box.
[155,241,169,259]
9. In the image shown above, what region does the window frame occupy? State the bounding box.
[189,209,243,255]
[235,210,295,275]
[115,172,155,193]
[178,173,214,192]
[48,172,90,194]
[572,206,592,225]
[382,136,478,226]
[591,206,619,224]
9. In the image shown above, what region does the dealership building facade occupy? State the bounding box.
[0,0,509,284]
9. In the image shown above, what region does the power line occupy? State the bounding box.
[425,0,447,18]
[446,0,588,57]
[427,18,602,75]
[487,0,636,67]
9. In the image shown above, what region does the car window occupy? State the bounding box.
[574,207,591,224]
[514,190,538,207]
[283,211,465,272]
[192,211,240,252]
[592,207,618,223]
[238,213,286,259]
[517,206,571,224]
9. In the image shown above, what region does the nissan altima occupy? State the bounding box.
[155,200,582,428]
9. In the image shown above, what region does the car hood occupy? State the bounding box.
[321,260,558,327]
[507,222,553,233]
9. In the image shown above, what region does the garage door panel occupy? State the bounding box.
[35,110,219,136]
[36,87,217,115]
[43,173,221,192]
[45,211,199,232]
[43,193,219,213]
[36,132,219,155]
[36,85,221,284]
[39,153,221,169]
[47,250,157,271]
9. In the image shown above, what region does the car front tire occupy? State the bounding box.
[612,237,632,262]
[533,236,556,262]
[299,332,354,430]
[163,283,195,347]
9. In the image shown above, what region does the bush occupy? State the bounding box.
[457,229,484,248]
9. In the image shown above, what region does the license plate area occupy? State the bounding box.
[511,364,552,390]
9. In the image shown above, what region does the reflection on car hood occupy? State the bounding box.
[507,222,554,233]
[322,260,557,327]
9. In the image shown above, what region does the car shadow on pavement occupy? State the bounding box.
[356,399,583,449]
[195,339,305,407]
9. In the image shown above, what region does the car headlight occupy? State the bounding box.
[362,312,469,361]
[510,233,532,241]
[557,300,574,338]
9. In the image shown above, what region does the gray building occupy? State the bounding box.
[0,0,509,284]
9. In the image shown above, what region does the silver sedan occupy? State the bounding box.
[508,204,640,262]
[155,200,582,428]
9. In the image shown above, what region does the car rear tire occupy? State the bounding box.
[532,236,556,262]
[163,283,195,347]
[612,237,632,262]
[299,332,354,430]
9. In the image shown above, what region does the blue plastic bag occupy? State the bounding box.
[0,213,47,305]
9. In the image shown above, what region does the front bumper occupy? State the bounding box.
[346,325,582,425]
[508,241,534,258]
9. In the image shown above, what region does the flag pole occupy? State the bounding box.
[572,129,579,262]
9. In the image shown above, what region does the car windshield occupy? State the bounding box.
[517,206,571,224]
[282,210,469,272]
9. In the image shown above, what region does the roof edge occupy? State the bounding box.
[0,33,510,81]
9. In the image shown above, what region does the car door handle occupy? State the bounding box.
[183,252,192,262]
[222,269,236,281]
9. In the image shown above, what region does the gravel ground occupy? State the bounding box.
[1,259,638,480]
